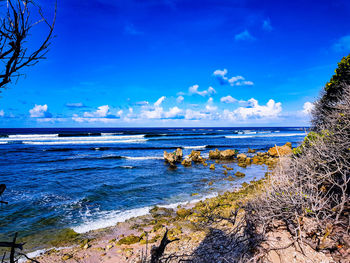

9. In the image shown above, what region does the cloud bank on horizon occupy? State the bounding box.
[0,0,349,127]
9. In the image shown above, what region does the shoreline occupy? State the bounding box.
[29,176,267,262]
[18,143,293,262]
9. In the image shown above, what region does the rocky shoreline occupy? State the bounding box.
[28,143,294,263]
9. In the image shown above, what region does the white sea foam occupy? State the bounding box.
[0,141,7,144]
[124,156,163,160]
[73,206,152,233]
[18,246,73,263]
[183,145,207,149]
[73,191,220,234]
[225,133,304,139]
[8,134,58,138]
[1,134,145,142]
[22,139,147,145]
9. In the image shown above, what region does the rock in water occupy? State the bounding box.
[164,148,183,166]
[247,147,256,153]
[209,148,221,159]
[220,149,237,160]
[181,158,192,167]
[175,148,183,161]
[268,142,293,157]
[209,164,215,170]
[189,150,203,162]
[237,153,247,160]
[235,171,245,177]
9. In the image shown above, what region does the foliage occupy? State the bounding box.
[313,54,350,129]
[0,0,55,91]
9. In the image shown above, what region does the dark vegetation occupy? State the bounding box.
[0,0,55,92]
[0,0,55,262]
[236,55,350,262]
[146,55,350,262]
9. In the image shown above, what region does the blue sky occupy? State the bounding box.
[1,0,350,127]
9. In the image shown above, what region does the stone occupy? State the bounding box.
[252,156,261,164]
[238,162,247,168]
[164,148,183,166]
[62,254,73,261]
[117,235,140,245]
[181,158,192,167]
[223,169,228,175]
[209,148,221,159]
[226,175,235,181]
[176,208,191,218]
[268,143,293,157]
[220,149,237,160]
[209,164,215,170]
[235,171,245,177]
[247,147,256,153]
[236,153,247,160]
[189,150,203,162]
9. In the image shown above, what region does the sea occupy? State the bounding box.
[0,127,306,249]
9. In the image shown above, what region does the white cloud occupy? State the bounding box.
[83,105,110,118]
[140,96,166,119]
[154,96,166,107]
[188,85,216,96]
[228,76,244,85]
[333,35,350,52]
[135,101,149,106]
[235,30,255,41]
[176,95,184,103]
[213,69,253,86]
[205,97,217,112]
[0,110,4,117]
[208,86,216,94]
[164,106,182,118]
[226,98,282,120]
[220,95,237,104]
[302,101,314,115]
[205,105,217,112]
[213,69,227,78]
[185,109,207,120]
[262,19,273,31]
[29,104,52,118]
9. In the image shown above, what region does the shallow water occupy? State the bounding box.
[0,127,306,244]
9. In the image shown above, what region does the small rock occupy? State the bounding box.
[209,164,215,170]
[181,158,192,167]
[235,171,245,177]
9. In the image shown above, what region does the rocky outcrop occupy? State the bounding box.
[189,150,203,163]
[209,149,238,160]
[268,142,293,157]
[181,158,192,167]
[247,147,256,153]
[219,149,237,160]
[209,164,215,170]
[209,148,221,159]
[164,148,183,167]
[235,171,245,177]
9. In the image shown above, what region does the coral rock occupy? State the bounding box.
[209,148,221,159]
[235,171,245,177]
[181,158,192,167]
[268,143,293,157]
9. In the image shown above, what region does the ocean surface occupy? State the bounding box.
[0,127,306,247]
